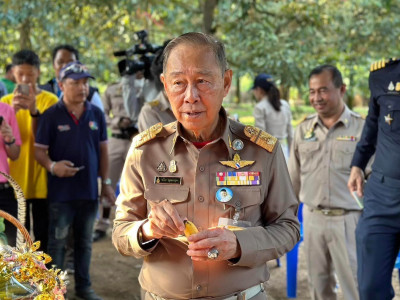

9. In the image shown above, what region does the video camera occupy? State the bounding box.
[114,30,163,79]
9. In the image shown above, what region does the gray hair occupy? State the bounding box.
[162,32,228,76]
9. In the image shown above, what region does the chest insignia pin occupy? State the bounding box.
[232,139,244,151]
[385,113,393,125]
[219,153,255,170]
[169,160,177,173]
[388,81,395,91]
[157,161,167,173]
[304,128,316,141]
[396,82,400,92]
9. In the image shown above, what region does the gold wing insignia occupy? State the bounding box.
[219,153,255,170]
[244,126,277,152]
[132,122,163,148]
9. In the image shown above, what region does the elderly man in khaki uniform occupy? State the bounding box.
[113,32,300,300]
[288,65,365,300]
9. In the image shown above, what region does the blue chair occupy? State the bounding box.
[286,203,304,298]
[394,252,400,284]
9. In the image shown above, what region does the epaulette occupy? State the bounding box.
[301,114,316,122]
[149,100,160,108]
[243,125,277,153]
[370,57,399,72]
[132,123,163,148]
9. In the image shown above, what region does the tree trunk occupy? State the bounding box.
[203,0,218,34]
[236,75,241,104]
[19,18,32,50]
[280,84,290,101]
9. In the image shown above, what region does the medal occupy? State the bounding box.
[388,81,395,91]
[169,160,177,173]
[157,161,167,173]
[216,187,233,210]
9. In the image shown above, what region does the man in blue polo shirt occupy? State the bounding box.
[34,61,115,300]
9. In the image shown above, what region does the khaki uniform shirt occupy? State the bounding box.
[288,106,365,210]
[254,97,293,145]
[113,110,300,299]
[102,82,131,135]
[137,91,176,132]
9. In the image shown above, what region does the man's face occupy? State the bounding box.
[12,64,40,86]
[161,44,232,136]
[309,70,345,118]
[59,78,89,104]
[54,49,77,80]
[221,191,227,197]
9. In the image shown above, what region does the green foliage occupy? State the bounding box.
[0,0,399,102]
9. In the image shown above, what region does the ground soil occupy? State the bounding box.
[66,235,400,300]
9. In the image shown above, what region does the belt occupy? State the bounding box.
[312,208,346,216]
[148,284,263,300]
[111,133,131,140]
[0,182,10,190]
[223,284,263,300]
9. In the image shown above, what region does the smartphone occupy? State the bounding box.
[351,191,364,209]
[77,166,85,171]
[16,83,30,96]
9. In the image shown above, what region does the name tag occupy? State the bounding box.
[154,176,182,185]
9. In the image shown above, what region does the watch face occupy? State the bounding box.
[103,178,112,185]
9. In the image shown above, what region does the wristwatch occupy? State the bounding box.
[102,178,112,185]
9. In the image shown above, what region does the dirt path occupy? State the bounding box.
[66,236,400,300]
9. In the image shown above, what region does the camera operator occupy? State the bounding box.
[137,47,175,132]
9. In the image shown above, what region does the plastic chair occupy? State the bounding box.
[394,252,400,284]
[286,202,304,298]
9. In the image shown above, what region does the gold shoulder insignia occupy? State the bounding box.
[370,58,399,72]
[132,122,163,148]
[244,126,277,152]
[149,100,160,108]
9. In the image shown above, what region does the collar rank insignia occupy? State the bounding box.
[219,153,255,170]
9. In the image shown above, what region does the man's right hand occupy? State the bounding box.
[52,160,80,178]
[348,166,365,197]
[142,199,185,241]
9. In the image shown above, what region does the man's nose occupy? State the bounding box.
[184,84,200,103]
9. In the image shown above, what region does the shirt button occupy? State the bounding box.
[196,285,202,291]
[199,166,205,172]
[198,196,204,202]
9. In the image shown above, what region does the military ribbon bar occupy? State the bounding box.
[216,171,261,186]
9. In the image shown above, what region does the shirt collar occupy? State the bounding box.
[169,108,231,155]
[311,104,352,130]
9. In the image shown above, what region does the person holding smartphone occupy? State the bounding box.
[0,102,21,246]
[34,61,115,300]
[0,50,58,252]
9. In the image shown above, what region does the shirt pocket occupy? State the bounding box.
[378,96,400,133]
[298,141,320,173]
[332,140,356,173]
[220,187,262,226]
[144,186,190,217]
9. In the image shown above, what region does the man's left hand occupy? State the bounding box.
[101,184,116,205]
[186,227,241,261]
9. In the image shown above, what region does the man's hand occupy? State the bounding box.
[118,117,132,129]
[101,185,116,206]
[12,84,37,113]
[52,160,80,177]
[0,121,14,143]
[142,199,185,240]
[348,166,365,197]
[186,227,241,261]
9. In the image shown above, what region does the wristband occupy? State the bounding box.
[30,109,40,118]
[50,161,56,176]
[4,138,15,146]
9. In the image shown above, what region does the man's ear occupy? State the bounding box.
[223,69,233,97]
